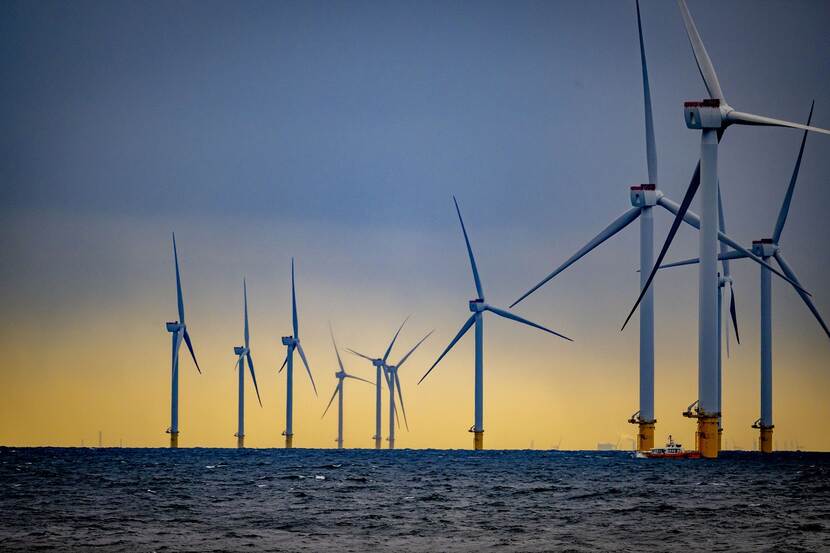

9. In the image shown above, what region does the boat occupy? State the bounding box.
[636,435,701,459]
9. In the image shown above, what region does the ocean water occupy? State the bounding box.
[1,448,828,552]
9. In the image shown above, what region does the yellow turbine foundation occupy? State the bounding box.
[473,431,484,451]
[717,428,723,452]
[696,416,719,459]
[759,426,773,454]
[169,432,179,449]
[637,422,655,451]
[285,435,293,449]
[237,436,244,449]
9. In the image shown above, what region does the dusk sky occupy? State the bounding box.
[2,0,829,450]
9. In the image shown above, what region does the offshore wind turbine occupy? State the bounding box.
[232,279,262,448]
[419,197,572,450]
[164,233,201,448]
[323,325,372,449]
[658,104,829,452]
[622,0,830,458]
[278,258,317,448]
[385,330,432,449]
[348,318,408,449]
[510,0,746,452]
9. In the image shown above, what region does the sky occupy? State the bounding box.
[1,0,829,450]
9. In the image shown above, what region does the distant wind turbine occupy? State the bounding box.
[622,0,829,458]
[233,279,262,448]
[348,318,409,449]
[419,197,572,450]
[322,325,372,449]
[165,233,201,448]
[385,329,432,449]
[278,259,317,448]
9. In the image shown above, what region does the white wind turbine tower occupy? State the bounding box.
[623,0,829,458]
[348,318,409,449]
[278,258,317,448]
[164,233,201,448]
[232,279,262,448]
[657,103,829,453]
[419,197,572,450]
[510,0,751,452]
[323,325,372,449]
[384,329,432,449]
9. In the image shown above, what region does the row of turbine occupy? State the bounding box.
[162,0,829,454]
[166,238,431,449]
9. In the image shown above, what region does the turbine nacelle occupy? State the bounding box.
[166,321,183,333]
[684,99,728,130]
[629,184,661,207]
[233,346,247,356]
[281,336,296,346]
[752,239,778,258]
[468,299,486,313]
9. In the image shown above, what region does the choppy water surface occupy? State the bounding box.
[1,448,828,552]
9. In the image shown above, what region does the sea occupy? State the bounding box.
[1,447,828,552]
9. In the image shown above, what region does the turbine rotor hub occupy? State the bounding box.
[629,184,659,207]
[468,299,486,313]
[684,99,727,129]
[751,239,778,258]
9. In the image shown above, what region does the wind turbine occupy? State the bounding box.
[656,104,829,453]
[510,0,746,452]
[323,325,372,449]
[164,233,201,448]
[419,197,572,450]
[622,0,829,458]
[232,279,262,448]
[278,258,317,448]
[348,318,409,449]
[385,329,432,449]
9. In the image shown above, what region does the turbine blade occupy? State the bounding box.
[395,372,409,431]
[291,258,298,339]
[453,196,484,300]
[511,207,641,308]
[677,0,724,101]
[657,196,809,295]
[725,111,829,136]
[656,249,748,270]
[278,351,288,374]
[773,101,815,243]
[724,288,731,359]
[344,374,373,385]
[347,348,376,363]
[329,323,345,373]
[243,278,250,349]
[172,233,186,326]
[246,352,262,407]
[395,330,434,370]
[296,341,317,396]
[718,184,731,277]
[418,314,476,385]
[182,329,201,374]
[623,159,704,331]
[729,284,740,345]
[636,0,657,185]
[486,305,572,342]
[774,252,830,340]
[383,316,409,364]
[322,382,340,419]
